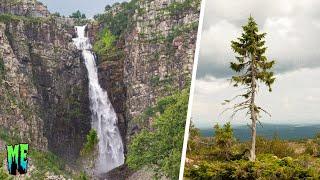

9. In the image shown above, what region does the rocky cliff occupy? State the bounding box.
[0,0,49,17]
[0,0,200,176]
[0,2,91,162]
[94,0,200,145]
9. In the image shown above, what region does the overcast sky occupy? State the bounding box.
[193,0,320,128]
[38,0,126,18]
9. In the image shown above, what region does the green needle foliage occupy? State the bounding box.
[127,88,189,179]
[214,123,236,160]
[231,16,275,91]
[229,16,276,161]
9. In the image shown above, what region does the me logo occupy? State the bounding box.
[6,144,29,175]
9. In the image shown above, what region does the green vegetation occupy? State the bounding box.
[80,129,98,156]
[0,150,12,179]
[0,14,21,23]
[0,58,5,84]
[27,150,72,179]
[165,0,200,17]
[69,10,86,19]
[75,171,90,180]
[0,129,75,179]
[213,123,235,160]
[94,0,138,36]
[69,10,89,25]
[0,13,44,24]
[92,0,199,66]
[127,88,190,179]
[93,0,138,60]
[167,22,198,44]
[93,29,116,58]
[185,124,320,179]
[0,127,21,145]
[150,75,161,87]
[225,16,276,161]
[52,12,61,17]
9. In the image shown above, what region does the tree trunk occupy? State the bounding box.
[250,55,257,161]
[250,107,257,161]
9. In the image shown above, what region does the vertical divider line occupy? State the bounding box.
[178,0,207,179]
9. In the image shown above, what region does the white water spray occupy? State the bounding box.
[73,26,124,173]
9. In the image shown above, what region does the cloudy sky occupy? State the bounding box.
[193,0,320,128]
[38,0,126,18]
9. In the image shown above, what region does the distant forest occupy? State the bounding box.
[200,124,320,141]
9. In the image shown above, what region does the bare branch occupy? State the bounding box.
[257,106,271,117]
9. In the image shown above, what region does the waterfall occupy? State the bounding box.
[73,26,124,173]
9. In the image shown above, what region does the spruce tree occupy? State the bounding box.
[229,16,275,161]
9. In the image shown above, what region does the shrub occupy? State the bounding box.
[127,88,189,179]
[185,154,320,179]
[187,123,201,154]
[93,29,116,57]
[75,171,89,180]
[240,136,296,158]
[80,129,98,156]
[69,10,86,19]
[213,123,236,160]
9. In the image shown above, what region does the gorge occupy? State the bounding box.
[0,0,200,178]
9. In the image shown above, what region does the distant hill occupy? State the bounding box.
[199,124,320,141]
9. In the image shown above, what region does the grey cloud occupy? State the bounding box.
[192,67,320,127]
[198,0,320,79]
[196,55,233,79]
[197,53,320,79]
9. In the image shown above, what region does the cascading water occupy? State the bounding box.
[73,26,124,173]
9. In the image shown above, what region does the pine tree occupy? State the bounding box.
[229,16,275,161]
[214,123,235,160]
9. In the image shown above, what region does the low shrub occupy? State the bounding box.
[185,154,320,179]
[80,129,98,156]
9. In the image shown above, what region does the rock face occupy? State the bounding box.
[0,0,49,17]
[124,0,199,135]
[0,2,91,162]
[96,0,200,144]
[0,0,200,169]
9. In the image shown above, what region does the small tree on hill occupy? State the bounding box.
[214,122,235,160]
[69,10,86,19]
[228,16,276,161]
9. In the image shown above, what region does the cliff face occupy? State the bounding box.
[0,0,200,167]
[95,0,200,143]
[0,3,91,161]
[124,0,199,135]
[0,0,50,17]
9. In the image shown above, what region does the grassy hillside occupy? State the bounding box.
[185,124,320,179]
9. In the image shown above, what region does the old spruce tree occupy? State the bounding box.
[229,16,275,161]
